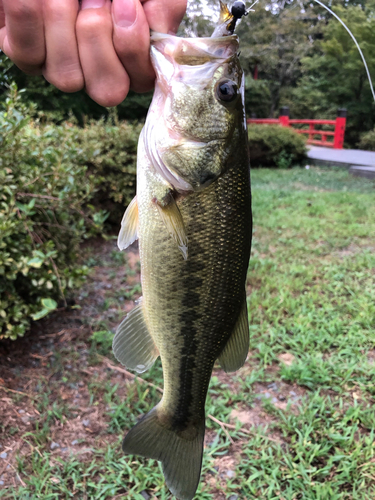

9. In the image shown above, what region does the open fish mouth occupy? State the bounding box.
[150,32,239,87]
[150,32,239,64]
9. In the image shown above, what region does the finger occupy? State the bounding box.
[0,3,5,27]
[0,4,5,47]
[0,0,45,75]
[42,0,84,93]
[141,0,187,34]
[77,0,129,107]
[112,0,155,93]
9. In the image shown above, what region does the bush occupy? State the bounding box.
[248,124,307,167]
[1,52,152,124]
[0,86,143,340]
[74,115,141,224]
[0,88,108,340]
[359,129,375,151]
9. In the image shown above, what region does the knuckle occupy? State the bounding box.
[55,75,84,93]
[15,52,44,67]
[48,73,84,93]
[2,38,42,68]
[77,10,112,39]
[5,1,39,22]
[46,69,84,93]
[43,1,73,22]
[12,50,44,70]
[88,84,129,108]
[113,31,147,57]
[16,63,43,76]
[131,80,154,94]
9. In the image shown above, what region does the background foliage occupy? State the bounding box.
[1,0,374,337]
[0,89,140,340]
[359,128,375,151]
[183,0,375,147]
[74,116,141,224]
[248,124,307,167]
[0,87,305,340]
[1,0,374,146]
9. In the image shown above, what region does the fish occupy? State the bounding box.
[113,3,252,499]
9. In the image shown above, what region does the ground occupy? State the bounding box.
[1,167,375,499]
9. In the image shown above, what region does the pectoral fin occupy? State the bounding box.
[117,196,138,251]
[113,299,159,373]
[218,298,249,373]
[156,193,188,260]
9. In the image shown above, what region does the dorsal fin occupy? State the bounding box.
[219,1,233,24]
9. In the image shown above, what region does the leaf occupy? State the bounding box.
[31,308,50,321]
[31,299,57,321]
[28,257,44,268]
[41,298,57,310]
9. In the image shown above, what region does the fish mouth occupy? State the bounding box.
[150,32,239,61]
[150,32,239,84]
[169,135,227,148]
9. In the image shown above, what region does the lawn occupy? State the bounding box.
[0,167,374,499]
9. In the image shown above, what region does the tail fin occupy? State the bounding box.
[123,406,205,500]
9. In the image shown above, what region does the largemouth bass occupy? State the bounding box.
[113,4,252,499]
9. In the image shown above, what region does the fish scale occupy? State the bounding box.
[139,129,251,449]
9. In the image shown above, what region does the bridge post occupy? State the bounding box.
[334,109,347,149]
[279,106,290,127]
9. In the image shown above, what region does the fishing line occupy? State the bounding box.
[247,0,261,11]
[313,0,375,104]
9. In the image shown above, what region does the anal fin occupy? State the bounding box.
[113,299,159,373]
[117,196,138,251]
[156,193,188,260]
[218,297,249,373]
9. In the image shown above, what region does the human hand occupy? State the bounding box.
[0,0,187,107]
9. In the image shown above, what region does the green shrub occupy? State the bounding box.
[0,88,107,340]
[74,115,141,224]
[359,128,375,151]
[248,124,307,167]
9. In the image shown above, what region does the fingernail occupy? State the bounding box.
[113,0,137,28]
[81,0,106,9]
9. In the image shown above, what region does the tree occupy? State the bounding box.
[178,0,217,36]
[289,4,375,145]
[236,0,322,116]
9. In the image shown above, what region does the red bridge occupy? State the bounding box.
[247,107,347,149]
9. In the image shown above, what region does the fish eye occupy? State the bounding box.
[215,79,238,103]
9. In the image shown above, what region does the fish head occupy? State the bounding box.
[146,33,245,193]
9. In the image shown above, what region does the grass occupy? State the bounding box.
[0,166,375,499]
